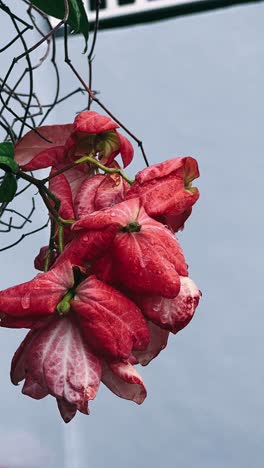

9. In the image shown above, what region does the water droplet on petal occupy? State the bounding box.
[21,293,30,309]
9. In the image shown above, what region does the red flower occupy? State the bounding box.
[11,317,102,423]
[49,165,129,222]
[15,111,133,171]
[73,198,188,297]
[0,261,149,360]
[65,111,134,168]
[126,157,200,231]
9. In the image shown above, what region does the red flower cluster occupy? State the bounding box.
[0,111,201,422]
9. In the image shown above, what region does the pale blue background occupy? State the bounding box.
[0,2,263,467]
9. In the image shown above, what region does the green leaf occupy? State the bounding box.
[0,173,17,202]
[0,156,18,173]
[31,0,89,52]
[0,141,14,159]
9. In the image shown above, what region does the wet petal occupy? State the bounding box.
[0,260,74,318]
[73,276,149,360]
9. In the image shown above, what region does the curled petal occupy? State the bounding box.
[136,276,201,333]
[72,276,149,360]
[10,329,37,385]
[49,170,75,220]
[102,361,146,404]
[134,321,169,366]
[34,246,59,272]
[126,157,199,222]
[117,132,134,168]
[15,124,73,170]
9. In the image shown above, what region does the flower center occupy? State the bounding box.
[121,221,141,233]
[56,267,87,316]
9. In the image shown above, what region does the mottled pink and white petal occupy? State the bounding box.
[102,361,146,404]
[134,322,169,366]
[26,318,102,409]
[137,276,201,333]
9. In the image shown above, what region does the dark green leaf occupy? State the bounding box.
[31,0,89,52]
[0,173,17,202]
[0,156,18,173]
[0,141,14,159]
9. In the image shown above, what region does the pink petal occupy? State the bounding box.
[0,260,74,318]
[54,227,117,267]
[135,157,199,184]
[102,361,146,404]
[49,170,75,220]
[10,329,36,385]
[22,375,49,400]
[72,276,149,360]
[26,317,102,408]
[72,198,141,232]
[94,173,129,210]
[73,111,119,134]
[91,252,117,285]
[136,276,201,333]
[74,174,105,219]
[117,132,134,168]
[126,157,200,219]
[160,208,193,233]
[57,398,77,423]
[15,124,73,170]
[62,166,90,202]
[34,246,59,272]
[1,314,51,329]
[134,322,169,366]
[113,226,186,298]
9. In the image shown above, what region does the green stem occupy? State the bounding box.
[75,155,134,185]
[56,290,74,315]
[58,224,64,253]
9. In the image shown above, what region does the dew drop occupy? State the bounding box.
[21,293,30,309]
